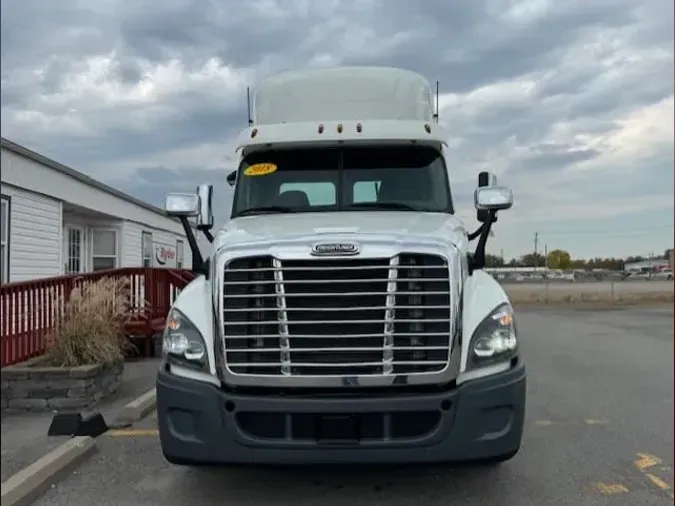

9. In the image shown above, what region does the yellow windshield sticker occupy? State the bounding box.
[244,163,277,177]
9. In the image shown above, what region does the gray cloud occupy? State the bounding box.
[1,0,672,258]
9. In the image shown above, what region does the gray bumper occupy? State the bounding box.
[156,361,526,465]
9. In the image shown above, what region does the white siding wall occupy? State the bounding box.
[1,145,195,283]
[1,184,62,282]
[122,221,143,268]
[1,148,185,235]
[122,221,193,269]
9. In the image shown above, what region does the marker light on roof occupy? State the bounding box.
[356,123,362,133]
[424,124,431,133]
[251,128,258,138]
[337,123,343,133]
[318,124,324,134]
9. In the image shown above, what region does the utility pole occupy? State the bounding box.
[533,231,539,268]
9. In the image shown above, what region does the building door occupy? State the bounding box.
[64,225,85,274]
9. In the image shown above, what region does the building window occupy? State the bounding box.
[1,196,10,284]
[65,225,85,274]
[92,229,118,271]
[142,232,153,267]
[176,240,184,269]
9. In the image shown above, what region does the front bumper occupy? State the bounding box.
[156,361,526,465]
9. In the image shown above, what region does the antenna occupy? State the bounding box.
[432,80,440,123]
[246,87,253,126]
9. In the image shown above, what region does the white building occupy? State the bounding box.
[1,137,192,284]
[623,258,669,273]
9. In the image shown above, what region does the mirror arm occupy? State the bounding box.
[200,228,215,243]
[468,225,483,241]
[470,210,497,272]
[179,216,207,275]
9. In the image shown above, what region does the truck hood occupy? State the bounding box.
[214,211,468,251]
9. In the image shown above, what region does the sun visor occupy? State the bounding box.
[253,67,435,125]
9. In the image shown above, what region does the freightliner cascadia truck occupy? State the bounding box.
[157,66,526,466]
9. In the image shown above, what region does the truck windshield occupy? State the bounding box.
[231,145,453,217]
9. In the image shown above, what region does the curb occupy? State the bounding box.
[113,388,157,426]
[1,436,97,506]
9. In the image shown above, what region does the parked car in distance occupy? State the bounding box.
[652,268,673,280]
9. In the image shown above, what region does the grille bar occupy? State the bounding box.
[227,346,450,352]
[227,361,448,368]
[221,254,452,378]
[224,277,449,285]
[225,265,443,273]
[223,305,452,312]
[222,332,449,339]
[383,255,398,375]
[272,258,292,376]
[224,318,450,326]
[224,291,450,298]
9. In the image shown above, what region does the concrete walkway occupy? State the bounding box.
[0,358,159,482]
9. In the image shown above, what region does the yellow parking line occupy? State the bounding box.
[644,473,671,491]
[107,429,159,437]
[592,482,629,495]
[634,453,662,471]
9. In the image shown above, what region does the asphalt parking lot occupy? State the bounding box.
[35,307,673,506]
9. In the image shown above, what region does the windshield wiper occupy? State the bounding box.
[348,202,419,211]
[237,206,295,216]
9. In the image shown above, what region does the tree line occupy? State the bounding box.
[485,249,673,271]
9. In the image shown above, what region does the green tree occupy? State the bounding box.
[546,249,572,269]
[520,253,545,267]
[485,254,505,268]
[569,258,586,269]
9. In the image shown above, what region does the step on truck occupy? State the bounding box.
[157,66,526,466]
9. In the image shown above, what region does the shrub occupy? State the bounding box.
[43,276,133,367]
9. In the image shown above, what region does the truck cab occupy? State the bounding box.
[157,67,526,466]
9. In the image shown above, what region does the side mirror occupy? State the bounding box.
[476,171,499,223]
[474,186,513,211]
[226,170,236,187]
[164,188,212,274]
[196,184,214,229]
[165,193,200,217]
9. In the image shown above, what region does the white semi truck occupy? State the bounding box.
[157,66,526,466]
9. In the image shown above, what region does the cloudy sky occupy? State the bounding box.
[1,0,673,260]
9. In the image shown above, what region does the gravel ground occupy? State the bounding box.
[34,307,674,506]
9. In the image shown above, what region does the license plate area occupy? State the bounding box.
[314,414,360,444]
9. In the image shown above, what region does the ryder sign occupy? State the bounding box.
[154,244,177,267]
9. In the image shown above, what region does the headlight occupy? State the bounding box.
[467,303,518,369]
[163,309,208,370]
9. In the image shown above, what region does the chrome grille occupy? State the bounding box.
[221,254,452,377]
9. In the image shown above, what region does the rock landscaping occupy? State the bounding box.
[1,358,123,412]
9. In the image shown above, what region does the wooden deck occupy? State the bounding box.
[0,268,195,366]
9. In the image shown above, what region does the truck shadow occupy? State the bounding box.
[178,462,509,502]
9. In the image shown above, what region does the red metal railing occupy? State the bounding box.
[0,268,196,367]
